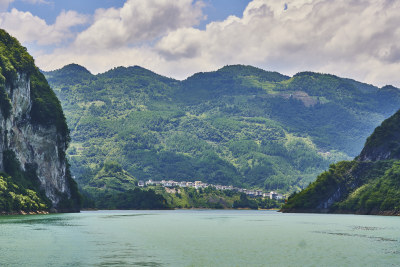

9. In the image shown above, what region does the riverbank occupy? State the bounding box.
[280,208,400,216]
[0,210,49,216]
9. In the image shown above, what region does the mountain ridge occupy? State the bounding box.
[43,62,400,202]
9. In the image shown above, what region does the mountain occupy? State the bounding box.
[282,108,400,215]
[358,110,400,161]
[0,29,80,213]
[44,63,400,199]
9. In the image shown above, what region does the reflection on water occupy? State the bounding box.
[352,226,381,231]
[0,210,399,266]
[99,213,158,219]
[312,231,398,242]
[0,215,81,227]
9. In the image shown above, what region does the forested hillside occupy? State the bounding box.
[282,108,400,215]
[44,64,400,198]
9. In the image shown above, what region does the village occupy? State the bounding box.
[138,179,284,200]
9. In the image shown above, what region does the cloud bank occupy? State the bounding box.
[75,0,204,50]
[1,0,400,87]
[0,8,88,45]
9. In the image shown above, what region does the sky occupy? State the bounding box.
[0,0,399,87]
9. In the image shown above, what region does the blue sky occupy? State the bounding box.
[0,0,399,87]
[10,1,125,23]
[9,0,252,28]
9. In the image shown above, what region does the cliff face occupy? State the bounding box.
[0,73,67,204]
[0,29,79,212]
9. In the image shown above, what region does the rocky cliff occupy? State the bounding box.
[0,29,80,212]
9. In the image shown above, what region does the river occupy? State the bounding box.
[0,210,399,266]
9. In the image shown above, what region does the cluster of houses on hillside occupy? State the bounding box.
[138,179,284,200]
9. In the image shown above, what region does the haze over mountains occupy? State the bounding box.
[44,63,400,198]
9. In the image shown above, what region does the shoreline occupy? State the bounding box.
[81,208,280,211]
[0,210,49,216]
[280,208,400,216]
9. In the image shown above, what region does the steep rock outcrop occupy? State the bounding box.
[0,29,79,212]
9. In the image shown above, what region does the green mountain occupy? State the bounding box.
[44,64,400,197]
[0,29,80,213]
[282,108,400,215]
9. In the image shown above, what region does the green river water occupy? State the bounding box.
[0,210,399,266]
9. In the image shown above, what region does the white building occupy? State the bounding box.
[268,191,284,200]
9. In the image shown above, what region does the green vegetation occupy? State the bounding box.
[232,193,258,209]
[163,186,283,210]
[1,149,50,212]
[0,29,34,119]
[160,186,240,209]
[80,161,137,200]
[30,69,69,143]
[0,173,47,212]
[335,161,400,213]
[44,63,400,202]
[85,184,283,210]
[282,109,400,215]
[0,29,69,144]
[0,29,80,212]
[282,160,393,211]
[78,160,283,210]
[359,109,400,161]
[93,188,168,210]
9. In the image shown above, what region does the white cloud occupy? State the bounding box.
[0,9,88,45]
[35,46,162,74]
[152,0,400,86]
[74,0,204,50]
[11,0,400,88]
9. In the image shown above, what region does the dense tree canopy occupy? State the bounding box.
[45,63,400,199]
[283,109,400,215]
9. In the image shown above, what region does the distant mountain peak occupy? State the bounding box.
[99,65,176,83]
[218,64,266,72]
[42,63,94,86]
[102,65,153,76]
[381,85,399,91]
[185,64,290,83]
[218,64,290,80]
[57,63,92,75]
[293,71,339,79]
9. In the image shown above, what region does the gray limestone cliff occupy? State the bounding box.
[0,29,80,212]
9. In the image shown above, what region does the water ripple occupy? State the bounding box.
[312,231,398,242]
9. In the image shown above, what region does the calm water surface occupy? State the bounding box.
[0,210,399,266]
